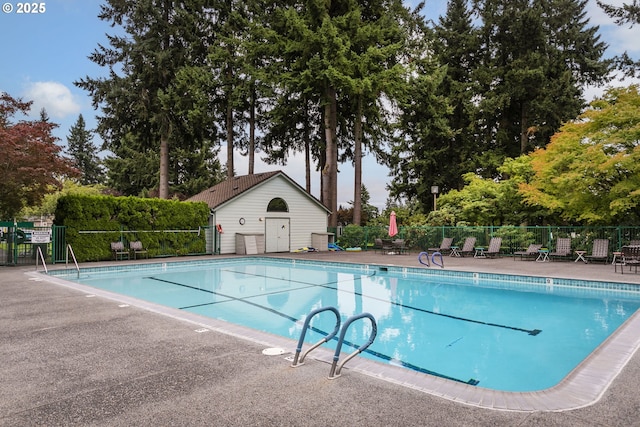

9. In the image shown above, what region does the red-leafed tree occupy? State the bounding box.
[0,93,79,219]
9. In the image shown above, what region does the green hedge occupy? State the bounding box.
[54,195,209,262]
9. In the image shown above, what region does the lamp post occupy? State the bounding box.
[431,186,439,211]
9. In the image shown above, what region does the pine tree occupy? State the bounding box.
[433,0,481,192]
[345,0,409,225]
[76,0,222,198]
[387,6,454,210]
[263,0,356,226]
[66,114,104,185]
[262,0,411,226]
[471,0,610,176]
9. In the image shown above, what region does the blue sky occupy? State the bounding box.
[1,0,639,210]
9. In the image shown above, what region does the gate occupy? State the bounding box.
[51,225,66,264]
[0,221,56,267]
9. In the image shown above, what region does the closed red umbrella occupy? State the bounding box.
[388,211,398,238]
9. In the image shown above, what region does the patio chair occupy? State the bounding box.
[375,238,394,254]
[513,243,543,261]
[392,239,407,255]
[585,239,610,264]
[373,238,384,253]
[458,237,477,257]
[484,237,502,258]
[428,237,454,255]
[110,241,129,261]
[549,237,572,261]
[615,245,640,274]
[129,240,148,259]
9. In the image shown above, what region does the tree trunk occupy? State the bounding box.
[226,90,234,179]
[520,104,529,154]
[323,86,338,227]
[304,101,311,193]
[159,134,169,199]
[248,82,255,174]
[226,56,234,179]
[353,96,363,225]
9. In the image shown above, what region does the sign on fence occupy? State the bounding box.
[30,230,51,244]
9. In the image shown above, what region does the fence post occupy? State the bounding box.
[617,226,622,251]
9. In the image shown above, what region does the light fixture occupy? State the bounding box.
[431,186,439,211]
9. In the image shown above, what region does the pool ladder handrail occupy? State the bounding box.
[290,307,377,379]
[35,246,48,273]
[328,312,377,379]
[291,306,341,367]
[66,244,80,278]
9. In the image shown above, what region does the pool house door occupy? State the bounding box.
[265,218,290,253]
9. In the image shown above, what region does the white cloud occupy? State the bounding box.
[588,0,640,56]
[23,81,82,119]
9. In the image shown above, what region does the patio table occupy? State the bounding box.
[575,250,587,263]
[536,249,550,262]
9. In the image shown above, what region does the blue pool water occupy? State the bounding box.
[49,258,640,392]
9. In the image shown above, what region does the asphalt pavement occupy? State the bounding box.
[2,252,640,426]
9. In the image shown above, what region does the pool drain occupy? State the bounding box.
[262,347,286,356]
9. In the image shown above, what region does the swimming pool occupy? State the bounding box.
[46,257,640,394]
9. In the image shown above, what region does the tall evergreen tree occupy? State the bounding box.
[265,0,361,226]
[205,0,250,179]
[76,0,222,198]
[260,1,325,193]
[432,0,481,192]
[262,0,411,225]
[66,114,104,185]
[387,5,454,210]
[471,0,610,176]
[344,0,409,224]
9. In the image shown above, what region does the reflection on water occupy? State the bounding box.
[69,259,640,392]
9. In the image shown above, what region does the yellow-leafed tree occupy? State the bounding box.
[520,85,640,224]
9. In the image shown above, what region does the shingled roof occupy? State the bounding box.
[187,170,329,211]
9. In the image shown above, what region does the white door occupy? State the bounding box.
[265,218,290,253]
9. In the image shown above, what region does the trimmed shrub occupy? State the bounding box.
[54,194,209,262]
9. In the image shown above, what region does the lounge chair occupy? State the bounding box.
[513,243,543,261]
[428,237,453,255]
[549,237,572,261]
[111,241,129,260]
[477,237,502,258]
[129,240,148,259]
[458,237,477,257]
[585,239,609,264]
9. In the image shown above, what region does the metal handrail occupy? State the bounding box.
[328,313,377,379]
[66,244,80,278]
[291,306,341,367]
[35,246,48,273]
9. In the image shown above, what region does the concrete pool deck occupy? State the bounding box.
[2,252,640,426]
